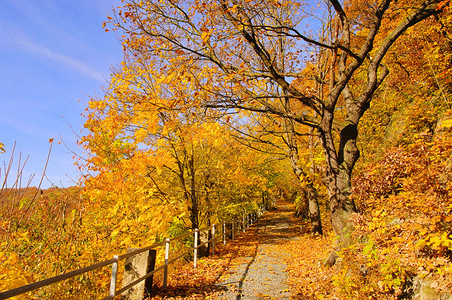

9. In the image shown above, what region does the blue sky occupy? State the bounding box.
[0,0,123,188]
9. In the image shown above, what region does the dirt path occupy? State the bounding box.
[214,201,300,299]
[150,201,301,299]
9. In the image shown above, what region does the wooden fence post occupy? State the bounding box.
[246,213,249,230]
[145,249,156,297]
[163,238,170,288]
[194,229,198,268]
[211,224,215,256]
[232,221,234,240]
[108,255,119,298]
[223,222,226,245]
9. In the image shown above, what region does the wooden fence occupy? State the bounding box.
[0,207,265,300]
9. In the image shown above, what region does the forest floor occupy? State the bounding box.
[151,200,335,299]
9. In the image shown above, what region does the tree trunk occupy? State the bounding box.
[306,182,323,235]
[188,148,199,231]
[288,141,323,235]
[282,100,322,234]
[308,126,323,235]
[320,111,359,259]
[284,111,323,235]
[324,166,357,246]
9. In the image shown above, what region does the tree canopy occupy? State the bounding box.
[88,0,449,248]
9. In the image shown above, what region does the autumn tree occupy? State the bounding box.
[101,0,448,256]
[81,52,272,246]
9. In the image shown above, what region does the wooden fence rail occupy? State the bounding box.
[0,206,265,300]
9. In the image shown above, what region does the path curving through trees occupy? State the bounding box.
[149,200,301,299]
[213,201,300,299]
